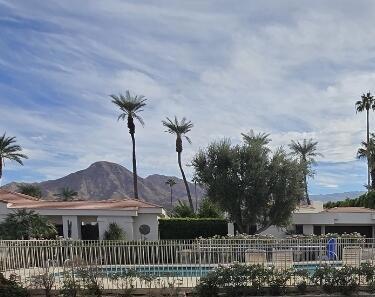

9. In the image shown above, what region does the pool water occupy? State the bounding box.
[100,266,213,277]
[59,263,341,278]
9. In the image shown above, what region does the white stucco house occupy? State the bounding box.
[261,201,375,238]
[0,189,166,240]
[291,201,375,237]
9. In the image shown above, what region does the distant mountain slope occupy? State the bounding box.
[310,191,365,202]
[2,161,205,208]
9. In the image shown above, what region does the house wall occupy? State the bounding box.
[133,213,159,240]
[97,216,135,240]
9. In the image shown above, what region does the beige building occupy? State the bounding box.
[0,189,166,240]
[292,201,375,237]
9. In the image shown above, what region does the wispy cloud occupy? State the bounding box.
[0,0,374,194]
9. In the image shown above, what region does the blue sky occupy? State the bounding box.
[0,0,374,194]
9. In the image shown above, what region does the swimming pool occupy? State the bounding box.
[59,263,342,278]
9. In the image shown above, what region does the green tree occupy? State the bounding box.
[0,209,57,239]
[103,222,126,240]
[0,133,28,186]
[165,178,177,207]
[17,184,42,198]
[54,187,78,201]
[197,198,224,218]
[356,92,375,188]
[357,133,375,190]
[172,201,195,218]
[111,91,147,199]
[162,116,194,210]
[192,135,304,234]
[289,139,322,205]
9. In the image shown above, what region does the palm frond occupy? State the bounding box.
[0,133,28,165]
[110,91,147,125]
[162,116,193,136]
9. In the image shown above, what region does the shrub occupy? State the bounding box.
[103,222,126,240]
[77,266,103,297]
[159,218,227,239]
[32,268,55,297]
[60,270,81,297]
[0,209,57,239]
[110,269,138,297]
[267,267,292,296]
[312,265,360,296]
[293,269,309,295]
[0,273,28,297]
[197,198,224,219]
[172,201,195,218]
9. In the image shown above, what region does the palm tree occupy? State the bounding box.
[18,184,42,198]
[0,133,28,186]
[241,130,271,147]
[54,187,78,201]
[289,139,322,205]
[356,92,375,188]
[111,91,147,199]
[357,133,375,190]
[162,116,194,211]
[165,178,176,207]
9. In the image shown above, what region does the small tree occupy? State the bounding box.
[0,209,57,239]
[17,184,42,198]
[197,198,224,219]
[172,201,195,218]
[103,223,126,240]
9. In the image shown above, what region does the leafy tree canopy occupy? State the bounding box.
[0,209,57,239]
[325,191,375,209]
[192,134,305,234]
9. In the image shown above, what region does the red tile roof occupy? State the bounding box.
[0,189,162,210]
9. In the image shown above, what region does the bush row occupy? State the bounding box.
[195,262,375,296]
[159,218,228,239]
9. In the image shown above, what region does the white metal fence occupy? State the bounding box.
[0,237,373,289]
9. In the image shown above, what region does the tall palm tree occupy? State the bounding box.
[162,116,194,210]
[111,91,147,199]
[165,178,176,207]
[241,130,271,147]
[54,187,78,201]
[0,133,28,186]
[357,133,375,190]
[289,139,322,205]
[356,92,375,188]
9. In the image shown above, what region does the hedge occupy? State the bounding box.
[159,218,228,239]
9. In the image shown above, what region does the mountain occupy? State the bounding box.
[2,161,205,208]
[310,191,365,202]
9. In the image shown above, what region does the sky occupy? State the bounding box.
[0,0,375,194]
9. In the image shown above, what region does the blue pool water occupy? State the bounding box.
[71,263,340,278]
[99,266,213,277]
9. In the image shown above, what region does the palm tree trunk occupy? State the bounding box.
[304,174,311,205]
[177,152,194,211]
[367,109,371,189]
[130,132,139,199]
